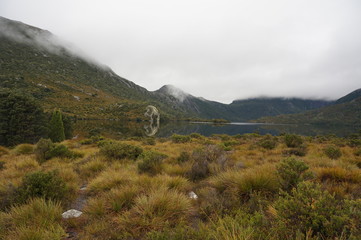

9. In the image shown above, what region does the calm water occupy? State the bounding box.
[74,120,359,139]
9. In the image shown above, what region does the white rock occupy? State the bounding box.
[188,191,198,199]
[62,209,83,219]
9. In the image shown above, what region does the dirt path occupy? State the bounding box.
[63,184,88,240]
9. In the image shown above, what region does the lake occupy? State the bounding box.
[73,120,359,139]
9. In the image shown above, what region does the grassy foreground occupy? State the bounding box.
[0,133,360,240]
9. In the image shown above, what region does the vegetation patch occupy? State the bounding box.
[99,141,143,160]
[323,145,342,159]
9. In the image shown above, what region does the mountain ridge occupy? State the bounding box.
[1,16,357,123]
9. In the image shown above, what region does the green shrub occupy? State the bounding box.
[177,151,190,163]
[34,138,53,162]
[190,133,203,139]
[276,158,309,191]
[171,134,191,143]
[143,137,156,145]
[258,136,277,150]
[323,145,342,159]
[138,151,167,175]
[13,143,34,155]
[282,145,307,157]
[80,135,105,145]
[45,144,73,159]
[100,141,143,160]
[16,171,67,203]
[284,134,303,148]
[273,182,357,239]
[34,138,82,162]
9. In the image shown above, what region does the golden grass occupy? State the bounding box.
[116,188,193,237]
[0,198,65,240]
[88,167,137,193]
[208,164,279,200]
[0,134,360,239]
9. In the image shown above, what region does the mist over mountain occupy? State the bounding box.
[0,16,358,124]
[256,90,361,126]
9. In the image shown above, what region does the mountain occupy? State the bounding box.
[155,85,332,121]
[0,16,189,120]
[256,90,361,126]
[0,16,338,123]
[335,88,361,104]
[227,97,331,121]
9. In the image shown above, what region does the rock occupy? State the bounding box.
[188,191,198,199]
[62,209,83,219]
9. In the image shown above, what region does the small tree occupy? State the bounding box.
[0,90,47,146]
[49,109,65,143]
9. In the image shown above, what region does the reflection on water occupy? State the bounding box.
[144,105,160,136]
[74,120,359,139]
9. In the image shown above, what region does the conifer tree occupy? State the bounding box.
[0,90,47,146]
[49,109,65,142]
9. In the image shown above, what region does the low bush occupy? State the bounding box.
[276,158,309,191]
[273,181,358,239]
[34,138,82,163]
[190,133,203,139]
[99,141,143,160]
[282,145,307,157]
[323,145,342,159]
[187,159,210,181]
[34,138,53,162]
[177,151,190,163]
[258,135,277,150]
[171,134,191,143]
[137,151,167,175]
[13,144,34,155]
[80,135,105,145]
[143,137,156,145]
[0,198,66,240]
[284,134,303,148]
[46,143,82,159]
[16,170,67,203]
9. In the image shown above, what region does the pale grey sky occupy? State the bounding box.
[1,0,360,103]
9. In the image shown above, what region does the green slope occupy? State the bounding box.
[0,16,193,120]
[256,94,361,126]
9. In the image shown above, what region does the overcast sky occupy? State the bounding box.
[1,0,360,103]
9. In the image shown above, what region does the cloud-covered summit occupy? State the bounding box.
[1,0,360,103]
